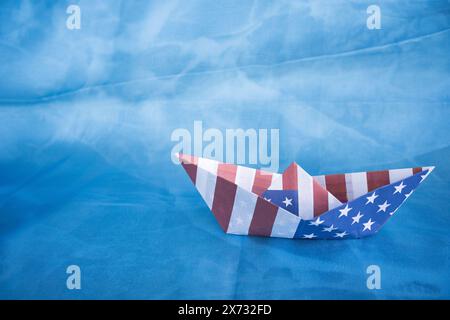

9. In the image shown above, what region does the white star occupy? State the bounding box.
[282,197,293,207]
[309,217,325,226]
[362,218,375,231]
[351,212,364,225]
[264,197,271,202]
[366,192,378,204]
[322,225,338,232]
[338,204,352,218]
[404,190,413,198]
[302,233,317,239]
[334,231,348,238]
[394,181,406,194]
[377,200,391,213]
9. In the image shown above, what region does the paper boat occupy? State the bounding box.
[177,153,434,239]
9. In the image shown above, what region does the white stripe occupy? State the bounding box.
[328,193,341,210]
[268,173,283,190]
[314,175,326,189]
[297,166,314,220]
[235,165,256,192]
[271,207,301,238]
[196,157,219,175]
[389,168,413,184]
[349,172,368,200]
[195,158,218,209]
[345,173,353,202]
[226,187,258,235]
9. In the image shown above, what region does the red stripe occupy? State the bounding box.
[211,177,237,232]
[248,198,278,237]
[413,167,422,174]
[181,163,197,184]
[179,154,198,184]
[282,163,298,190]
[367,170,390,191]
[252,170,273,196]
[217,163,237,184]
[313,180,328,217]
[325,174,348,203]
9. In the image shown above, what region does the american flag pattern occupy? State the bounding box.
[263,162,342,220]
[177,153,434,239]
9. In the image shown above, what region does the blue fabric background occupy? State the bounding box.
[0,0,449,299]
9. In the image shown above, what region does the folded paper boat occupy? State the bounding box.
[177,153,434,239]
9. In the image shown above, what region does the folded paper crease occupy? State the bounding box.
[177,153,434,239]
